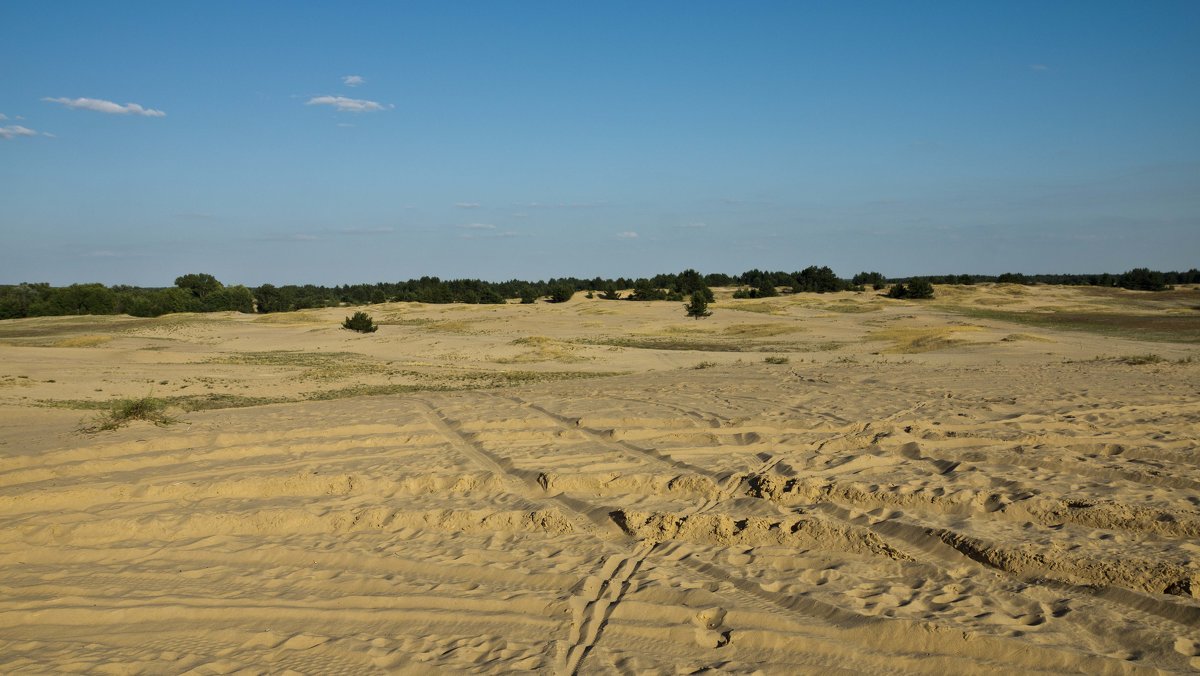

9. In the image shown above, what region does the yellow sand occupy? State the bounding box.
[1,284,1198,674]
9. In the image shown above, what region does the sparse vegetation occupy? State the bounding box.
[693,361,717,369]
[886,279,934,299]
[80,396,179,433]
[342,311,378,333]
[1114,354,1166,365]
[764,355,790,364]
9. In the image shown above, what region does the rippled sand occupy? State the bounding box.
[1,284,1197,673]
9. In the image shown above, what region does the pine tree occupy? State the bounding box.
[684,291,712,319]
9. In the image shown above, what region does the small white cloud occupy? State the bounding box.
[460,222,496,230]
[255,232,318,242]
[679,222,706,229]
[616,231,639,239]
[43,97,166,117]
[455,202,481,209]
[41,132,56,138]
[1030,64,1049,71]
[0,125,39,140]
[339,226,394,235]
[342,75,365,87]
[337,122,355,128]
[0,113,7,121]
[306,95,389,112]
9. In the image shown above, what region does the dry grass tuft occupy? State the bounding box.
[80,396,179,433]
[867,326,982,353]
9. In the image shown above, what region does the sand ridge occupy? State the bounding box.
[0,284,1198,673]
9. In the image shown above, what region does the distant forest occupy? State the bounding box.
[0,267,1195,320]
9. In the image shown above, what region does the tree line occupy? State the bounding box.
[0,267,1194,320]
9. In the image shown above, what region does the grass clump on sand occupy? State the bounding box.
[1114,354,1166,365]
[80,396,179,433]
[764,355,790,364]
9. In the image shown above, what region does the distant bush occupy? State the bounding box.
[630,279,668,301]
[764,356,789,364]
[852,271,886,289]
[342,311,378,333]
[885,279,934,299]
[547,283,574,303]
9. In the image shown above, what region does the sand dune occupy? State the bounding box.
[1,284,1198,673]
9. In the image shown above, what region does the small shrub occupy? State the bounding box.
[764,355,789,364]
[1116,354,1165,365]
[80,396,178,433]
[342,311,378,333]
[693,361,717,369]
[885,279,934,299]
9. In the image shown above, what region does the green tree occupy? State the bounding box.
[175,273,224,299]
[201,285,255,313]
[548,283,574,303]
[906,278,934,299]
[1118,268,1167,291]
[852,271,886,289]
[342,311,378,333]
[684,291,712,319]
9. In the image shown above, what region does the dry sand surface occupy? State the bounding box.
[1,283,1199,674]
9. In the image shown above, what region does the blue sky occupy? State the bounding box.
[2,1,1198,286]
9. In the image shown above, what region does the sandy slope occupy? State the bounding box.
[0,284,1198,674]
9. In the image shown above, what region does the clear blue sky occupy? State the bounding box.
[2,1,1197,286]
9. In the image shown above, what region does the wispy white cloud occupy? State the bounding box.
[306,95,389,112]
[459,222,496,230]
[0,113,7,121]
[0,125,39,140]
[458,229,518,240]
[1030,64,1049,71]
[616,231,639,239]
[455,202,481,209]
[254,233,319,242]
[43,97,166,117]
[342,75,365,87]
[678,222,707,229]
[339,226,395,235]
[337,122,355,128]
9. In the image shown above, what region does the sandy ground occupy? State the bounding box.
[1,284,1198,674]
